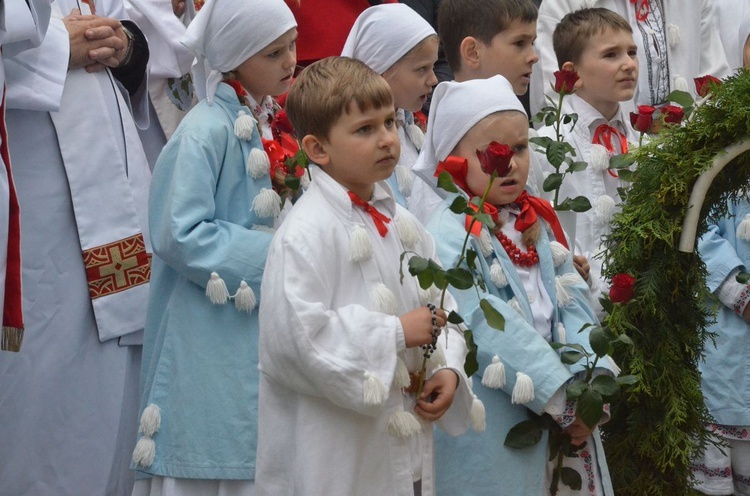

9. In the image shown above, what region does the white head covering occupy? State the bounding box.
[413,75,526,187]
[340,4,436,75]
[739,15,750,69]
[181,0,297,104]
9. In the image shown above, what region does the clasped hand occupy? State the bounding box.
[64,9,129,72]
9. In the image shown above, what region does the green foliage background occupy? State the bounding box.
[601,70,750,495]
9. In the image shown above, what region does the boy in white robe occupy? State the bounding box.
[256,56,474,496]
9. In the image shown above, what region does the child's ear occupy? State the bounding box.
[301,134,330,166]
[460,36,482,71]
[562,61,583,90]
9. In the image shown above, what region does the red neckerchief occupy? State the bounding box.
[514,191,569,250]
[348,191,391,237]
[630,0,650,21]
[466,201,498,236]
[434,156,471,195]
[592,124,629,178]
[0,89,23,349]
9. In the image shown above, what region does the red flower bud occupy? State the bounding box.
[272,109,295,135]
[661,105,684,125]
[476,141,514,177]
[694,75,722,98]
[609,273,635,303]
[629,105,656,134]
[553,69,580,95]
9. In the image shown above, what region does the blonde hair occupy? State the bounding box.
[286,57,394,140]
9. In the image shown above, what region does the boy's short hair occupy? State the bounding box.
[286,57,393,140]
[553,8,633,68]
[437,0,538,73]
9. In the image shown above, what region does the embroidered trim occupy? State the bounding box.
[83,234,151,299]
[707,423,750,441]
[733,287,750,316]
[691,463,732,479]
[581,449,597,494]
[554,400,577,429]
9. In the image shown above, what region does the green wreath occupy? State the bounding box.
[601,70,750,495]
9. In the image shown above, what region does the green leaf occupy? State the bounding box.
[448,196,468,214]
[437,171,459,193]
[616,374,639,386]
[416,270,434,290]
[408,256,430,275]
[544,113,556,127]
[667,89,695,108]
[543,173,563,192]
[560,350,586,365]
[447,310,464,324]
[617,169,635,182]
[546,141,569,167]
[591,375,620,400]
[737,272,750,284]
[432,266,448,290]
[504,419,544,448]
[463,329,479,377]
[562,343,587,353]
[567,196,592,213]
[446,267,474,290]
[609,153,636,169]
[466,249,478,271]
[589,326,611,357]
[566,379,590,400]
[566,161,588,173]
[577,388,604,428]
[560,467,583,491]
[529,136,554,149]
[598,296,614,315]
[473,212,496,229]
[284,175,300,191]
[549,341,565,350]
[567,113,579,132]
[480,298,505,330]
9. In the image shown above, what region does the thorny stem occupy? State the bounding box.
[552,91,566,209]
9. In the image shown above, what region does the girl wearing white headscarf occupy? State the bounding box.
[342,3,438,208]
[420,75,618,496]
[130,1,296,495]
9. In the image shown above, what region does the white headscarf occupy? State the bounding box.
[181,0,297,104]
[413,75,526,188]
[340,4,436,75]
[739,15,750,69]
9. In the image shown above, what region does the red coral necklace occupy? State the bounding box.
[496,230,539,267]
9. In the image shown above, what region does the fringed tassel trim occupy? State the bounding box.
[674,76,689,92]
[481,355,506,389]
[251,188,281,218]
[206,272,230,304]
[557,322,567,344]
[550,241,570,267]
[737,214,750,241]
[589,144,610,171]
[406,123,425,151]
[234,110,257,140]
[593,195,615,223]
[372,284,398,315]
[556,273,580,307]
[508,297,525,318]
[396,216,421,249]
[132,404,161,468]
[363,371,387,406]
[477,229,494,257]
[489,260,508,288]
[666,23,681,49]
[1,326,23,352]
[233,281,257,312]
[386,410,422,438]
[394,358,411,390]
[511,372,535,404]
[246,148,270,178]
[471,395,486,432]
[350,224,373,262]
[394,165,415,198]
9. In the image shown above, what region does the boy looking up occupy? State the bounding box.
[255,57,474,496]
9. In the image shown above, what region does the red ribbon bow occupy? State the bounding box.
[514,191,569,250]
[592,124,629,178]
[630,0,650,21]
[465,201,499,236]
[348,191,391,237]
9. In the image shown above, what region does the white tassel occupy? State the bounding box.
[481,355,506,389]
[234,110,256,140]
[300,170,312,190]
[395,358,411,390]
[593,195,616,223]
[607,356,622,376]
[251,188,281,218]
[406,123,425,151]
[206,272,229,304]
[363,371,387,405]
[489,260,508,288]
[556,273,580,307]
[508,297,525,318]
[430,344,447,368]
[419,285,441,306]
[589,144,610,171]
[396,216,421,249]
[372,283,398,315]
[386,410,422,437]
[252,224,275,234]
[511,372,535,404]
[138,404,161,437]
[666,23,681,49]
[132,437,156,467]
[674,76,689,93]
[737,214,750,241]
[233,280,257,312]
[557,322,567,344]
[350,224,373,262]
[246,148,270,178]
[394,165,415,197]
[477,229,494,257]
[550,241,570,267]
[471,395,487,432]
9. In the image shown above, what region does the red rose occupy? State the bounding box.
[629,105,656,134]
[609,273,635,303]
[272,109,295,135]
[661,105,684,125]
[262,138,286,164]
[476,141,514,177]
[694,75,721,98]
[553,69,580,95]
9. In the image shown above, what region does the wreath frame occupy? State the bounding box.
[601,70,750,495]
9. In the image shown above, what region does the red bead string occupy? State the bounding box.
[496,230,539,267]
